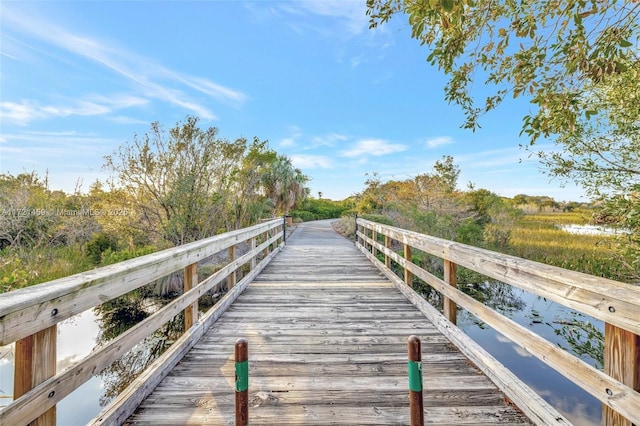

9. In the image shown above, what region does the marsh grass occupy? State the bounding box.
[506,211,629,280]
[1,245,94,293]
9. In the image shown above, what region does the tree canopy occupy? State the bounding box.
[104,116,309,246]
[367,0,640,141]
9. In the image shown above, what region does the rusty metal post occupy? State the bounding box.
[408,335,424,426]
[235,338,249,425]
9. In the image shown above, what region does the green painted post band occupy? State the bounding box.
[235,360,248,392]
[408,360,422,392]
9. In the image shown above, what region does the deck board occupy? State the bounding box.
[127,220,532,425]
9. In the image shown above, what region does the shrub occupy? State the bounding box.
[86,233,117,265]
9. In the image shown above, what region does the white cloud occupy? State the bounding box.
[278,1,368,35]
[310,133,348,148]
[425,136,453,149]
[340,139,407,158]
[0,95,148,125]
[280,138,296,147]
[2,7,246,120]
[291,155,333,169]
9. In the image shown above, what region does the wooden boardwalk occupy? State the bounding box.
[127,220,532,425]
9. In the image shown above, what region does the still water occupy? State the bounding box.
[1,285,603,425]
[456,285,602,425]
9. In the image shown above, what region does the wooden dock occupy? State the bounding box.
[126,221,532,425]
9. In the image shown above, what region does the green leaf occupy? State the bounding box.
[619,40,633,48]
[442,0,454,12]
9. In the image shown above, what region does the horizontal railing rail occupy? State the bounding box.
[0,218,285,426]
[356,218,640,425]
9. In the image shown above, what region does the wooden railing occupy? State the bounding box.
[0,218,285,426]
[356,218,640,426]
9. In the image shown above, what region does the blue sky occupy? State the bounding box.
[0,1,586,201]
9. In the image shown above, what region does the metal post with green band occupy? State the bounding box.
[235,338,249,425]
[407,335,424,426]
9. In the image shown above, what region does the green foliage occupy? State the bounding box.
[100,245,158,266]
[367,1,639,142]
[104,116,308,246]
[86,233,118,265]
[290,198,352,222]
[261,155,309,216]
[553,318,604,369]
[0,254,32,293]
[507,212,632,281]
[289,210,316,222]
[359,213,394,226]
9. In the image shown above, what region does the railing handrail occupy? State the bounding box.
[356,217,640,425]
[0,218,285,425]
[0,218,283,345]
[356,218,640,335]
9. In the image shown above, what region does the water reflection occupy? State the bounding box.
[458,284,603,425]
[0,309,104,425]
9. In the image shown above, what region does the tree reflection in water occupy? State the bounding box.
[93,287,185,407]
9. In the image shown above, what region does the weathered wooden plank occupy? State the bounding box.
[126,405,531,425]
[125,220,533,425]
[167,359,481,377]
[140,388,507,408]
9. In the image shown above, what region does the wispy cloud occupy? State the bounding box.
[278,1,369,36]
[1,95,148,125]
[2,130,116,153]
[279,138,296,147]
[2,7,247,120]
[425,136,454,149]
[291,154,333,169]
[340,139,407,158]
[455,145,543,169]
[310,133,348,148]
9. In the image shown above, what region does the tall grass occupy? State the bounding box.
[1,245,95,293]
[506,212,629,281]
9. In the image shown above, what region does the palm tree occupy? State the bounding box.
[262,155,309,216]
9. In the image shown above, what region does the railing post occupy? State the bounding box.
[407,335,424,426]
[283,215,287,244]
[602,323,639,425]
[443,260,457,325]
[372,229,378,257]
[404,243,413,288]
[227,244,237,290]
[385,235,391,268]
[354,214,358,244]
[235,338,249,426]
[250,236,256,270]
[184,262,198,330]
[266,228,272,254]
[14,326,57,426]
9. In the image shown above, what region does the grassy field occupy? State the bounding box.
[506,210,629,281]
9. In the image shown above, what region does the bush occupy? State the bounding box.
[86,233,117,265]
[289,210,317,222]
[100,245,158,266]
